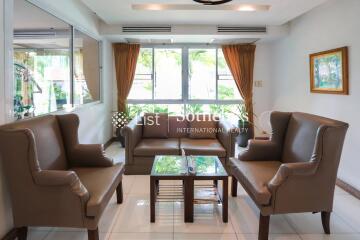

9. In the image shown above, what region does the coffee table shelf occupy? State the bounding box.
[150,155,229,223]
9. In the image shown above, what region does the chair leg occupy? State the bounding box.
[258,214,270,240]
[321,211,331,234]
[17,227,28,240]
[231,176,238,197]
[88,228,99,240]
[116,181,123,204]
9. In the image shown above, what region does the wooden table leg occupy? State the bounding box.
[155,179,160,194]
[150,177,156,223]
[213,180,218,188]
[184,178,194,223]
[222,178,228,223]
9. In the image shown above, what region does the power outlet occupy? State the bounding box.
[254,80,263,88]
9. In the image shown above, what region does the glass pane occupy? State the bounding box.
[168,104,185,116]
[152,156,187,176]
[217,49,242,100]
[127,104,185,118]
[73,29,100,105]
[218,49,232,76]
[192,156,228,176]
[13,0,71,119]
[128,48,153,100]
[127,80,152,100]
[189,49,216,100]
[136,48,153,75]
[218,80,242,100]
[154,48,182,99]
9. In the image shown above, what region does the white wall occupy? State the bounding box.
[0,0,113,237]
[270,0,360,189]
[253,43,274,135]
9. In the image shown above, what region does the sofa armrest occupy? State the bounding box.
[33,170,89,200]
[239,140,281,161]
[70,144,114,167]
[121,116,143,165]
[218,119,238,160]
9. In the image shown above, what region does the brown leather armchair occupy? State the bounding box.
[230,112,349,240]
[0,114,124,240]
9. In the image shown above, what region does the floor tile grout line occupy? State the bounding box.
[283,214,301,235]
[333,210,360,234]
[40,230,52,240]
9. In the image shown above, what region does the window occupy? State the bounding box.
[128,48,153,99]
[189,48,217,100]
[128,46,242,104]
[217,50,241,100]
[13,0,101,120]
[128,48,182,100]
[154,48,182,99]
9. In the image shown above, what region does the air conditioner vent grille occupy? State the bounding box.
[217,26,267,33]
[122,26,172,33]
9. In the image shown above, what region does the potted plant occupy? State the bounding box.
[112,111,130,148]
[228,104,253,148]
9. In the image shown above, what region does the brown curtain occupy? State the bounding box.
[113,43,140,112]
[222,44,256,136]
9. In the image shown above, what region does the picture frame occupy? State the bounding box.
[310,47,349,95]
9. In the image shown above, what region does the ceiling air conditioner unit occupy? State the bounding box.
[122,25,172,33]
[217,26,267,33]
[14,30,57,38]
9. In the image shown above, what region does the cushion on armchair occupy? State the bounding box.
[230,158,281,205]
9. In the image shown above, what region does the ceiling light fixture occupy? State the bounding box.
[193,0,232,5]
[237,5,256,11]
[132,4,270,11]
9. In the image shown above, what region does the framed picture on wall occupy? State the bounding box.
[310,47,349,95]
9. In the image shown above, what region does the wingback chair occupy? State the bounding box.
[230,112,349,240]
[0,114,124,240]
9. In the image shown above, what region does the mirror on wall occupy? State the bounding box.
[13,0,101,120]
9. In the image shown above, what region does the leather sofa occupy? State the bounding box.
[0,114,124,240]
[230,112,349,240]
[121,113,238,174]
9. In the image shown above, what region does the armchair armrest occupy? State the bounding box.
[267,162,318,192]
[70,144,114,167]
[121,116,143,165]
[239,140,281,161]
[33,170,89,199]
[218,119,238,159]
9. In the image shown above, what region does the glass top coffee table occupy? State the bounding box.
[150,155,229,223]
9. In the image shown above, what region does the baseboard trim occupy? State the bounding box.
[1,228,17,240]
[336,178,360,200]
[104,137,116,150]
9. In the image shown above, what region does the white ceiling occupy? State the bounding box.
[80,0,328,26]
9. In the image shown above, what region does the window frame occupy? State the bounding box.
[127,44,242,105]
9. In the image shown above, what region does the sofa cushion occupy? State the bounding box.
[134,138,180,156]
[230,158,281,205]
[72,163,124,217]
[168,116,189,138]
[188,115,218,139]
[143,113,169,139]
[180,138,226,157]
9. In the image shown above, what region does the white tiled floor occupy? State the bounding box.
[28,142,360,240]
